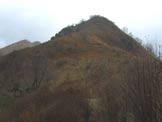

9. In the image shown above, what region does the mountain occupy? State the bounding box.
[0,16,150,122]
[0,40,40,56]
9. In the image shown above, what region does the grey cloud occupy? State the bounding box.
[0,6,58,48]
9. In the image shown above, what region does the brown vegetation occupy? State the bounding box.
[121,56,162,122]
[0,15,161,122]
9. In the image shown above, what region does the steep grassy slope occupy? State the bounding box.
[0,16,148,122]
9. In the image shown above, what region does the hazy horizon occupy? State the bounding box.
[0,0,161,48]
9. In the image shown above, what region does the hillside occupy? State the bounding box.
[0,16,154,122]
[53,16,145,55]
[0,40,40,56]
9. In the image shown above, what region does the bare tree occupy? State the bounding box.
[26,55,48,92]
[122,56,162,122]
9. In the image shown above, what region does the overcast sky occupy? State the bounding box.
[0,0,161,48]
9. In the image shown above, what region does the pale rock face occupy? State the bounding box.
[0,40,40,56]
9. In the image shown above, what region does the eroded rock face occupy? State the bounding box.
[0,40,40,56]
